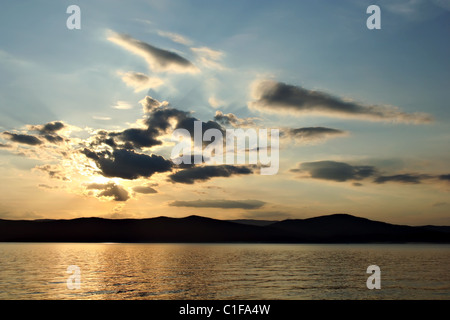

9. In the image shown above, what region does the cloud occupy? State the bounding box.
[38,184,56,189]
[109,128,162,149]
[89,97,225,151]
[0,211,43,220]
[42,134,65,144]
[249,80,433,123]
[432,202,448,208]
[141,100,225,139]
[292,160,450,186]
[86,182,130,202]
[92,116,112,121]
[169,199,266,209]
[118,71,163,92]
[191,47,226,70]
[282,127,347,144]
[27,121,67,144]
[0,143,11,148]
[139,96,169,113]
[157,30,193,46]
[35,164,70,181]
[381,0,449,20]
[81,148,173,180]
[112,101,133,110]
[107,31,198,73]
[133,185,158,194]
[2,132,43,145]
[374,174,433,184]
[90,97,183,150]
[174,116,224,138]
[29,121,65,134]
[191,47,224,61]
[214,111,257,127]
[208,96,224,109]
[292,161,377,182]
[169,165,253,184]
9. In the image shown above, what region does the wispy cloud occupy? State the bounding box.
[107,31,198,73]
[208,96,224,109]
[157,30,193,46]
[112,101,133,110]
[92,116,112,121]
[191,47,226,70]
[35,164,70,181]
[117,71,163,92]
[214,111,258,127]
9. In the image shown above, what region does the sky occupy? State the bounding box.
[0,0,449,225]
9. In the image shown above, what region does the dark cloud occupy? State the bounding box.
[87,98,224,151]
[2,132,43,145]
[172,154,206,169]
[99,107,209,150]
[87,130,119,149]
[286,127,345,138]
[110,128,162,149]
[374,174,432,184]
[43,134,64,144]
[175,117,224,137]
[169,165,253,184]
[86,182,129,202]
[292,161,377,182]
[29,121,65,134]
[292,160,450,186]
[108,31,198,73]
[145,107,189,132]
[133,185,158,194]
[283,127,347,143]
[143,103,225,143]
[250,80,433,123]
[0,143,11,148]
[81,148,173,180]
[39,121,65,134]
[27,121,66,144]
[169,199,266,209]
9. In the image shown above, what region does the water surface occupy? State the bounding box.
[0,243,449,299]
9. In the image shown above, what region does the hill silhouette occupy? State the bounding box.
[0,213,449,243]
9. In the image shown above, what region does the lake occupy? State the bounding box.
[0,243,449,299]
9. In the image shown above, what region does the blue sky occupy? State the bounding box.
[0,0,449,224]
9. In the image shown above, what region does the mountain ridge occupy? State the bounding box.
[1,213,449,243]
